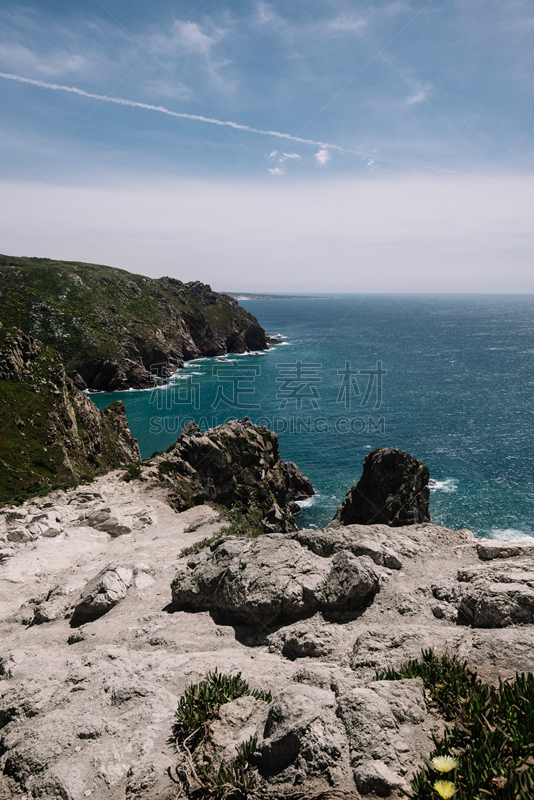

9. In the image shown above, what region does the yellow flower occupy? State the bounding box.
[431,756,459,773]
[434,780,456,799]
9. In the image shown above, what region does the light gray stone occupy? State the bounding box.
[477,541,534,560]
[355,759,406,796]
[459,582,534,627]
[171,535,379,624]
[71,564,133,625]
[256,684,352,789]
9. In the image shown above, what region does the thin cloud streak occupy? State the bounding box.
[0,71,370,158]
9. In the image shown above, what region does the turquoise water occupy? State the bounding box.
[91,295,534,539]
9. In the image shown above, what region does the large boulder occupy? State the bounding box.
[329,448,430,527]
[150,419,313,532]
[171,534,379,625]
[458,581,534,627]
[256,684,352,789]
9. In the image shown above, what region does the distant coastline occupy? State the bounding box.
[224,291,332,300]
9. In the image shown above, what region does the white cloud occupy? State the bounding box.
[405,85,431,105]
[277,152,302,164]
[160,21,226,58]
[315,149,331,166]
[0,73,372,159]
[0,35,91,78]
[269,166,285,175]
[3,174,534,293]
[152,19,235,91]
[255,2,282,27]
[326,16,367,34]
[268,150,278,158]
[143,78,191,100]
[0,7,131,81]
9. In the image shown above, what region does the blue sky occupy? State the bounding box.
[1,0,534,291]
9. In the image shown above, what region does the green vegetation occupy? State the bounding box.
[156,460,175,476]
[120,461,142,482]
[179,504,265,557]
[174,670,271,797]
[375,650,534,800]
[0,254,262,385]
[175,670,271,735]
[0,325,137,505]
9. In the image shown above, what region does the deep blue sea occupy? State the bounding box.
[91,295,534,540]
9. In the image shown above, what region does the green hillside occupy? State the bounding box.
[0,255,267,391]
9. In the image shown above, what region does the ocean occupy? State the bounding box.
[90,294,534,539]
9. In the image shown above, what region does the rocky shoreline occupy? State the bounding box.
[1,433,534,800]
[0,256,272,392]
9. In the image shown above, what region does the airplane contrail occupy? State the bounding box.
[0,71,370,158]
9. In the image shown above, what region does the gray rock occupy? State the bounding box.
[477,541,534,560]
[323,550,380,608]
[355,759,406,796]
[71,564,133,625]
[293,526,403,569]
[256,684,353,789]
[94,516,132,537]
[370,679,426,725]
[152,419,312,531]
[336,687,399,767]
[7,529,31,543]
[459,582,534,627]
[34,586,75,624]
[267,621,342,659]
[171,535,379,624]
[329,447,430,527]
[200,695,268,775]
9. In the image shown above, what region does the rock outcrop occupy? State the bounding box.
[329,447,430,527]
[0,326,140,505]
[171,534,379,624]
[0,255,271,390]
[1,463,534,799]
[149,418,313,530]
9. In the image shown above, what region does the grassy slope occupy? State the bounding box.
[0,326,138,505]
[0,254,262,378]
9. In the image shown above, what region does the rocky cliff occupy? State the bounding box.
[0,325,140,505]
[0,255,271,391]
[330,447,430,527]
[147,418,314,532]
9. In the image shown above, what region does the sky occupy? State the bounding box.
[0,0,534,292]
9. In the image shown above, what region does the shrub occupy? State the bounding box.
[174,670,272,797]
[175,669,271,737]
[376,650,534,800]
[120,461,141,482]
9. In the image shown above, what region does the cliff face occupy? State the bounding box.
[148,418,314,532]
[0,325,140,505]
[0,255,270,391]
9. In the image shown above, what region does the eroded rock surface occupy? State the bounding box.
[1,468,534,800]
[149,418,313,531]
[171,534,379,624]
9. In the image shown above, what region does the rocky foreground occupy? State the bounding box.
[1,466,534,800]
